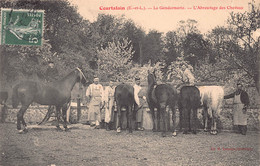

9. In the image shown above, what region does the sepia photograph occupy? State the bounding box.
[0,0,259,165]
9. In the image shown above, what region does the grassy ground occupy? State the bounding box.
[0,123,259,166]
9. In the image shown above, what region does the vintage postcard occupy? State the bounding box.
[0,0,259,166]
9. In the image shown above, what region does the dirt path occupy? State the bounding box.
[0,123,259,166]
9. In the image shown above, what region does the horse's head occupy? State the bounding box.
[75,67,88,86]
[147,70,157,86]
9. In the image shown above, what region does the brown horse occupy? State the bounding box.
[12,68,87,133]
[179,86,201,134]
[147,70,178,137]
[114,83,135,133]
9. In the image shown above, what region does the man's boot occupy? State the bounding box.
[106,123,110,131]
[109,122,115,130]
[137,122,144,131]
[241,125,247,135]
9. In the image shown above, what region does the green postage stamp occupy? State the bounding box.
[1,8,44,46]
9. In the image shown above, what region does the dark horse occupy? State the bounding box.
[114,83,135,133]
[12,67,87,133]
[0,91,8,105]
[178,86,201,134]
[147,70,178,137]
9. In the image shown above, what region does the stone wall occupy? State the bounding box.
[1,104,259,131]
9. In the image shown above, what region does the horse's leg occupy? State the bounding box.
[171,105,177,137]
[211,110,218,135]
[128,105,133,133]
[55,106,62,131]
[38,105,53,125]
[62,104,69,132]
[210,112,214,135]
[192,108,197,134]
[183,108,189,134]
[161,105,167,137]
[116,106,121,133]
[203,106,208,132]
[17,105,29,133]
[179,107,183,132]
[157,107,161,132]
[149,106,156,132]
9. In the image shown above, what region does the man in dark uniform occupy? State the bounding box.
[224,82,250,135]
[40,60,60,124]
[45,61,59,82]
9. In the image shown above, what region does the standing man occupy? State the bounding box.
[224,82,250,135]
[42,60,62,124]
[181,64,195,85]
[45,60,59,82]
[133,77,146,131]
[104,80,115,131]
[86,76,105,129]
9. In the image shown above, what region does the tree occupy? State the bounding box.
[142,30,164,65]
[177,19,200,38]
[163,31,181,64]
[121,19,146,64]
[226,3,260,92]
[96,38,134,81]
[199,2,259,92]
[212,2,260,92]
[183,33,211,66]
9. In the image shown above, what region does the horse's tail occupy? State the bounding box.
[12,84,20,108]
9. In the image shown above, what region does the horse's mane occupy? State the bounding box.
[147,73,156,87]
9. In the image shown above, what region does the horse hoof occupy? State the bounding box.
[56,127,63,132]
[65,128,70,132]
[117,127,121,133]
[204,129,208,132]
[18,130,25,134]
[162,133,166,137]
[183,131,188,134]
[23,128,28,133]
[210,130,217,135]
[172,132,177,137]
[192,131,197,134]
[152,129,157,132]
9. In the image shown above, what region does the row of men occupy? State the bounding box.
[85,76,146,130]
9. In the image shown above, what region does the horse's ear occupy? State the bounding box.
[153,69,156,74]
[153,69,156,76]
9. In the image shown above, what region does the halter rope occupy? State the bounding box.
[76,67,87,81]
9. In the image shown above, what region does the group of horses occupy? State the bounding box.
[115,70,224,137]
[11,67,224,137]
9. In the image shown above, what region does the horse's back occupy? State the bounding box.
[13,81,64,106]
[115,84,134,105]
[155,84,177,101]
[179,86,201,108]
[199,86,224,113]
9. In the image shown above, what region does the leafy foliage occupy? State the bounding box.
[0,0,258,96]
[97,39,134,81]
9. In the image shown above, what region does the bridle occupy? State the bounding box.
[76,67,87,82]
